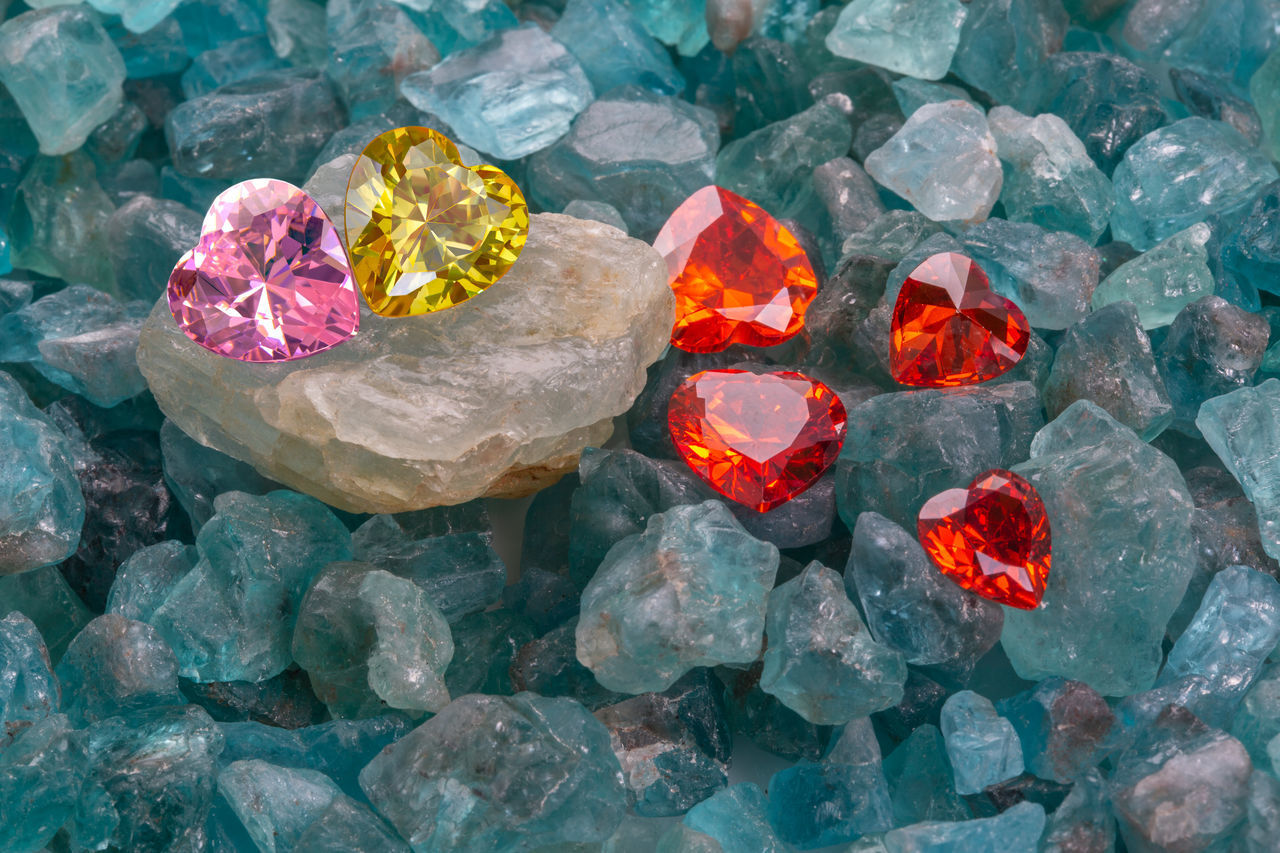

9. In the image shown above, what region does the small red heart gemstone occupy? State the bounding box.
[668,369,847,512]
[890,252,1030,387]
[917,469,1051,610]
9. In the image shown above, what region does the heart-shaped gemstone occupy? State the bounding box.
[669,369,846,512]
[167,179,359,363]
[654,186,817,353]
[917,469,1051,610]
[890,252,1030,387]
[344,126,529,317]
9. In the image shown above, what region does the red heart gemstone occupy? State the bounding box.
[917,469,1051,610]
[668,369,846,512]
[890,252,1030,387]
[654,186,817,353]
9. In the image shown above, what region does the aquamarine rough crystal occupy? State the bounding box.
[359,693,627,851]
[883,801,1046,853]
[881,724,968,825]
[939,690,1024,795]
[760,561,906,724]
[864,100,1003,223]
[54,614,182,726]
[1006,402,1195,696]
[0,7,126,155]
[576,501,779,694]
[0,611,57,749]
[1092,222,1216,328]
[996,678,1115,783]
[8,154,116,289]
[1199,380,1280,563]
[951,0,1067,105]
[0,371,84,576]
[400,25,593,161]
[0,714,85,853]
[681,783,788,853]
[1163,296,1270,435]
[823,0,966,80]
[551,0,684,96]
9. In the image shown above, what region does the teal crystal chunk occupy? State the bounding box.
[882,724,969,825]
[988,106,1114,243]
[883,800,1046,852]
[1232,663,1280,770]
[106,541,199,624]
[951,0,1067,104]
[180,35,284,99]
[0,568,92,663]
[621,0,708,56]
[218,760,342,851]
[1111,118,1278,249]
[576,501,779,694]
[55,614,182,726]
[1222,179,1280,300]
[401,25,593,161]
[823,0,966,80]
[0,371,84,576]
[996,678,1115,783]
[325,0,437,119]
[682,783,788,853]
[551,0,684,96]
[1042,301,1173,441]
[1007,402,1195,696]
[0,714,85,853]
[0,612,57,750]
[159,420,278,530]
[940,690,1024,795]
[360,693,627,851]
[760,562,906,724]
[0,7,126,155]
[8,154,116,290]
[1092,223,1216,328]
[106,196,202,302]
[1198,382,1280,565]
[150,490,353,683]
[1041,768,1115,852]
[864,100,1003,223]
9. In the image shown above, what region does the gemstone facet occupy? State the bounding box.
[890,251,1031,387]
[344,126,529,317]
[654,185,817,353]
[917,469,1051,610]
[167,178,359,363]
[668,369,846,512]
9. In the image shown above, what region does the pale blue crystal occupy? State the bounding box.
[682,783,788,853]
[988,106,1114,243]
[159,420,279,530]
[760,561,906,724]
[107,17,189,78]
[1111,118,1278,250]
[218,760,343,852]
[1222,179,1280,301]
[107,540,199,623]
[891,79,976,116]
[1232,663,1280,770]
[864,100,1003,223]
[961,218,1100,330]
[106,196,202,302]
[0,371,84,576]
[1092,222,1215,328]
[883,801,1046,853]
[882,724,968,825]
[408,0,518,57]
[0,568,92,663]
[1042,301,1173,440]
[1006,401,1195,696]
[996,678,1116,783]
[88,0,182,35]
[562,199,629,232]
[325,0,437,119]
[512,617,626,711]
[621,0,708,56]
[266,0,328,68]
[951,0,1067,104]
[551,0,684,96]
[576,501,778,694]
[0,714,85,853]
[1041,768,1115,852]
[360,693,627,851]
[823,0,966,80]
[400,25,593,161]
[181,35,284,99]
[1163,296,1270,435]
[0,7,125,155]
[294,794,410,853]
[940,690,1024,795]
[445,609,537,697]
[0,612,57,750]
[150,490,353,683]
[847,512,1003,674]
[8,154,116,289]
[529,88,718,239]
[55,614,182,726]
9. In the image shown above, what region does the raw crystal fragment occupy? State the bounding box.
[681,783,788,853]
[0,7,126,155]
[729,37,814,136]
[528,91,719,239]
[218,760,342,852]
[1223,179,1280,299]
[950,0,1067,105]
[1092,223,1215,328]
[0,714,85,853]
[266,0,327,68]
[1161,296,1269,435]
[360,693,627,851]
[105,540,198,624]
[55,614,182,726]
[325,0,437,119]
[883,800,1046,852]
[0,612,57,749]
[0,568,92,664]
[512,618,626,711]
[1042,301,1173,440]
[400,26,592,161]
[293,562,454,717]
[1233,664,1280,769]
[8,153,116,289]
[882,724,969,825]
[551,0,684,96]
[760,562,906,724]
[1173,67,1263,144]
[180,35,283,98]
[1040,768,1115,852]
[848,512,1003,673]
[940,690,1024,795]
[622,0,708,56]
[562,199,629,232]
[106,196,202,302]
[996,678,1115,783]
[864,100,1002,223]
[823,0,966,80]
[1006,402,1195,695]
[987,106,1114,243]
[1111,118,1278,250]
[0,371,84,576]
[576,501,778,694]
[159,420,278,530]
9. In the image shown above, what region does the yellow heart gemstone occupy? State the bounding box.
[343,126,530,317]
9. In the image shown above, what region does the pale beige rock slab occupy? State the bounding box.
[138,213,674,513]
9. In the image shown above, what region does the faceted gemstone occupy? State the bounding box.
[890,252,1031,387]
[668,369,847,512]
[344,126,529,317]
[917,468,1051,610]
[167,178,359,363]
[655,186,817,352]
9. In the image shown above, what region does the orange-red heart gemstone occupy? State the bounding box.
[917,469,1051,610]
[668,369,846,512]
[654,186,817,353]
[890,252,1030,387]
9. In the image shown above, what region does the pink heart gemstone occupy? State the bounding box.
[168,179,359,362]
